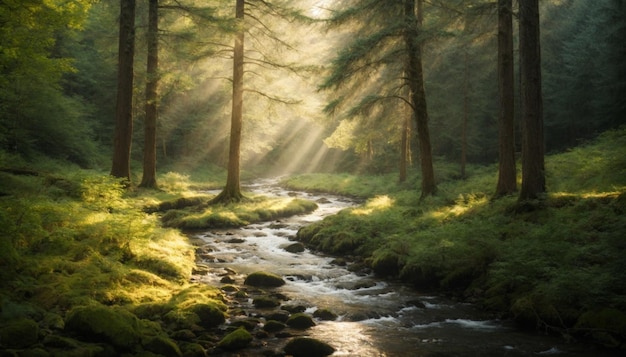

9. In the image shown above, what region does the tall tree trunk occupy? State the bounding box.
[519,0,545,200]
[399,114,409,183]
[495,0,517,197]
[140,0,159,188]
[213,0,245,203]
[110,0,136,182]
[461,48,469,179]
[405,0,436,198]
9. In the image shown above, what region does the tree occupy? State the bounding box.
[518,0,545,200]
[321,0,436,197]
[494,0,516,197]
[212,0,245,203]
[111,0,136,182]
[140,0,159,188]
[405,0,436,197]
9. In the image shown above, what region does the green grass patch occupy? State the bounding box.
[161,195,318,229]
[292,127,626,346]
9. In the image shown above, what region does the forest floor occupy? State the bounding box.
[0,128,624,355]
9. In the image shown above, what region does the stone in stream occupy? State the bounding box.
[313,308,338,321]
[284,337,335,357]
[283,242,305,253]
[285,313,316,329]
[216,327,253,351]
[244,271,285,287]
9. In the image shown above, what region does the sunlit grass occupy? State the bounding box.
[351,195,394,216]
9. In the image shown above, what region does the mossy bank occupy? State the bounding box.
[288,128,626,349]
[0,165,317,355]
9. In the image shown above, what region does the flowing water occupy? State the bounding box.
[190,179,617,356]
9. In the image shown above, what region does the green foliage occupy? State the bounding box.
[162,195,318,229]
[292,128,626,344]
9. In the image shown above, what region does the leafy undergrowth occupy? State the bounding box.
[290,128,626,348]
[0,168,228,354]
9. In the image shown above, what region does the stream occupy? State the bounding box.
[189,179,617,356]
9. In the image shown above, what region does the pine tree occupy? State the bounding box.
[111,0,136,182]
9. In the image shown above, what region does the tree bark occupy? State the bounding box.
[140,0,159,188]
[399,113,409,183]
[495,0,517,197]
[213,0,245,203]
[405,0,436,198]
[110,0,136,183]
[519,0,545,200]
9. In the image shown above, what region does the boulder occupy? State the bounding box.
[244,271,285,287]
[0,318,39,349]
[286,313,315,329]
[64,305,141,351]
[191,303,226,329]
[284,242,305,253]
[313,308,338,321]
[263,320,287,333]
[284,337,335,357]
[216,327,253,351]
[144,335,182,357]
[253,296,281,308]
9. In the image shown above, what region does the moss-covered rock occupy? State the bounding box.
[64,304,141,350]
[313,308,338,321]
[244,271,285,287]
[263,320,287,333]
[191,303,226,328]
[179,342,207,357]
[0,318,39,349]
[286,313,315,329]
[216,327,253,351]
[143,335,182,357]
[283,337,335,357]
[253,296,281,308]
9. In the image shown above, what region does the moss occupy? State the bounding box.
[244,271,285,287]
[286,313,315,329]
[216,327,253,351]
[253,296,281,308]
[283,337,335,357]
[190,303,226,328]
[143,335,182,357]
[0,318,39,349]
[576,308,626,348]
[313,309,338,321]
[263,320,287,332]
[64,304,141,350]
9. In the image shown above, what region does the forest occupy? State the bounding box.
[0,0,625,356]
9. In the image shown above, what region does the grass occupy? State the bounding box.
[288,127,626,347]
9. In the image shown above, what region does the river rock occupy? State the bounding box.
[191,303,226,328]
[284,337,335,357]
[265,310,290,323]
[284,242,305,253]
[263,320,287,332]
[253,296,281,308]
[64,305,141,350]
[313,308,338,321]
[244,271,285,287]
[282,304,307,314]
[144,335,182,357]
[286,313,316,329]
[216,327,253,351]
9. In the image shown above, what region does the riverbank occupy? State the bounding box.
[0,167,320,355]
[284,128,626,350]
